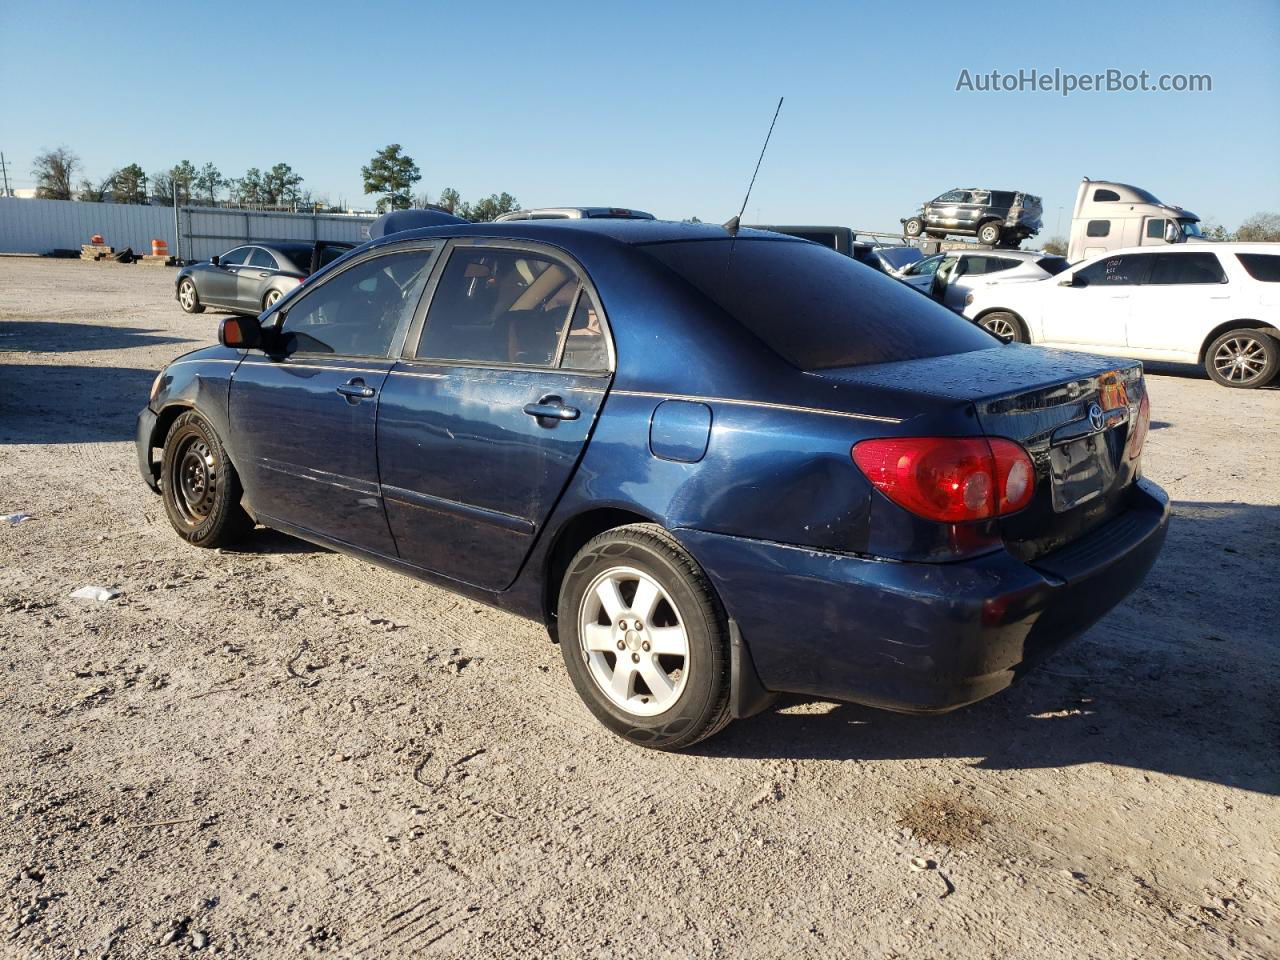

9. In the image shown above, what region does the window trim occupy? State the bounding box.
[264,242,442,360]
[402,238,616,376]
[219,245,252,267]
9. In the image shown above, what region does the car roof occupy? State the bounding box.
[1084,242,1277,258]
[367,218,799,250]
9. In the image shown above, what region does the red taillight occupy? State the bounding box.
[852,436,1035,523]
[1126,390,1150,460]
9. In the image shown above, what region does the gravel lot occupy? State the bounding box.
[1,256,1277,959]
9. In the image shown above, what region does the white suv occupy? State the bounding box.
[963,244,1280,388]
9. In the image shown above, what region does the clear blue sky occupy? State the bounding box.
[3,0,1278,234]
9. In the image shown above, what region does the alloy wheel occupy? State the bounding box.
[179,282,195,310]
[265,289,282,308]
[982,315,1017,343]
[577,565,689,717]
[1213,335,1268,385]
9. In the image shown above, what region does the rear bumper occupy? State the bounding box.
[675,478,1169,714]
[136,405,161,492]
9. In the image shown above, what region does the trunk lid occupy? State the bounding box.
[815,344,1146,560]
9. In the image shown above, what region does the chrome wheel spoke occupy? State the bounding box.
[638,659,675,701]
[630,578,661,622]
[647,626,686,656]
[595,578,626,622]
[610,660,636,699]
[582,623,616,652]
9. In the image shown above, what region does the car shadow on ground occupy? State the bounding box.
[0,363,158,443]
[697,500,1280,797]
[229,528,327,556]
[0,320,195,353]
[1145,360,1280,390]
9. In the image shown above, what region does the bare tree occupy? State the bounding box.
[32,147,79,200]
[76,171,118,203]
[1042,236,1068,256]
[1236,212,1280,243]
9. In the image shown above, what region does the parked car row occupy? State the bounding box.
[140,218,1168,749]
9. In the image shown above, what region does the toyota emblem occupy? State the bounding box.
[1088,402,1104,432]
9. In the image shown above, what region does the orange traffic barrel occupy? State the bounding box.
[91,234,104,245]
[152,239,169,258]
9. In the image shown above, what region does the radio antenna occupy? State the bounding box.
[723,96,784,239]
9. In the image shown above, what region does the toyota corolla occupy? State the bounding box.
[137,220,1168,750]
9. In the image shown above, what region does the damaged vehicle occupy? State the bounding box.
[138,219,1167,750]
[903,188,1043,247]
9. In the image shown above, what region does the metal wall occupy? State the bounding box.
[0,197,173,254]
[0,198,376,260]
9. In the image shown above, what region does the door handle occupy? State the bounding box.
[523,395,579,423]
[337,378,375,400]
[255,271,271,278]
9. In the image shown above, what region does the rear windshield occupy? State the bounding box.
[640,238,995,370]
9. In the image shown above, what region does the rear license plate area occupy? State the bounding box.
[1049,435,1117,512]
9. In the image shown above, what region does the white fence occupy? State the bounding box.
[0,197,376,260]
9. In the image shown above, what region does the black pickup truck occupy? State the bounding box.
[902,189,1042,247]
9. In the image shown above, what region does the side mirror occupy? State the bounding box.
[219,315,262,350]
[1164,222,1181,244]
[210,255,220,266]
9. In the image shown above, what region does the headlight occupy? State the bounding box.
[150,371,165,403]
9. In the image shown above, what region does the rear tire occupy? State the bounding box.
[160,412,253,548]
[557,524,732,750]
[178,278,205,314]
[978,221,1003,246]
[1204,328,1280,388]
[903,217,924,239]
[263,288,283,310]
[979,311,1028,344]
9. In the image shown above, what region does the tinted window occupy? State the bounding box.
[1093,189,1121,202]
[560,289,609,371]
[219,246,250,266]
[249,248,278,269]
[1036,256,1070,276]
[317,244,350,269]
[417,248,578,366]
[640,239,995,370]
[1086,220,1111,238]
[990,191,1015,207]
[1236,254,1280,282]
[1075,254,1151,286]
[277,250,435,357]
[1145,219,1166,240]
[1147,252,1226,285]
[962,256,1019,276]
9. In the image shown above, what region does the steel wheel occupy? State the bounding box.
[1213,335,1269,385]
[173,435,218,527]
[578,565,689,717]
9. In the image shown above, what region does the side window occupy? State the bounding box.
[911,255,943,276]
[1086,220,1111,238]
[416,248,580,367]
[1093,189,1121,202]
[1145,219,1166,240]
[1147,253,1227,285]
[1075,254,1152,286]
[249,248,278,269]
[970,191,990,205]
[220,246,250,266]
[1236,254,1280,282]
[277,249,435,357]
[936,191,967,203]
[560,288,609,371]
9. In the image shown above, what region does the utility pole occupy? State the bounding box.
[0,152,10,197]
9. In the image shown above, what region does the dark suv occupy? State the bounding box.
[903,189,1043,247]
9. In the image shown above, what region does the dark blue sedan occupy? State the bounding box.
[137,219,1169,749]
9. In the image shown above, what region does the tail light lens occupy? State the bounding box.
[1126,390,1150,460]
[852,436,1036,523]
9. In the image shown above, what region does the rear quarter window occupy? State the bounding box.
[1236,253,1280,282]
[639,239,995,370]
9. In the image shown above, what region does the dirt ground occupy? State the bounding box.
[1,256,1277,960]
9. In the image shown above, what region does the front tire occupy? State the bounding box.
[903,217,925,239]
[178,279,205,314]
[1205,329,1280,388]
[557,524,732,750]
[979,310,1028,344]
[160,412,253,548]
[978,221,1003,246]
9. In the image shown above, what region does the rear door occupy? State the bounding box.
[229,245,439,555]
[376,240,612,590]
[237,247,279,311]
[1126,251,1230,356]
[1040,253,1152,348]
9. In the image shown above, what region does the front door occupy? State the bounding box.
[228,245,439,554]
[1040,252,1151,348]
[203,245,250,305]
[376,242,612,590]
